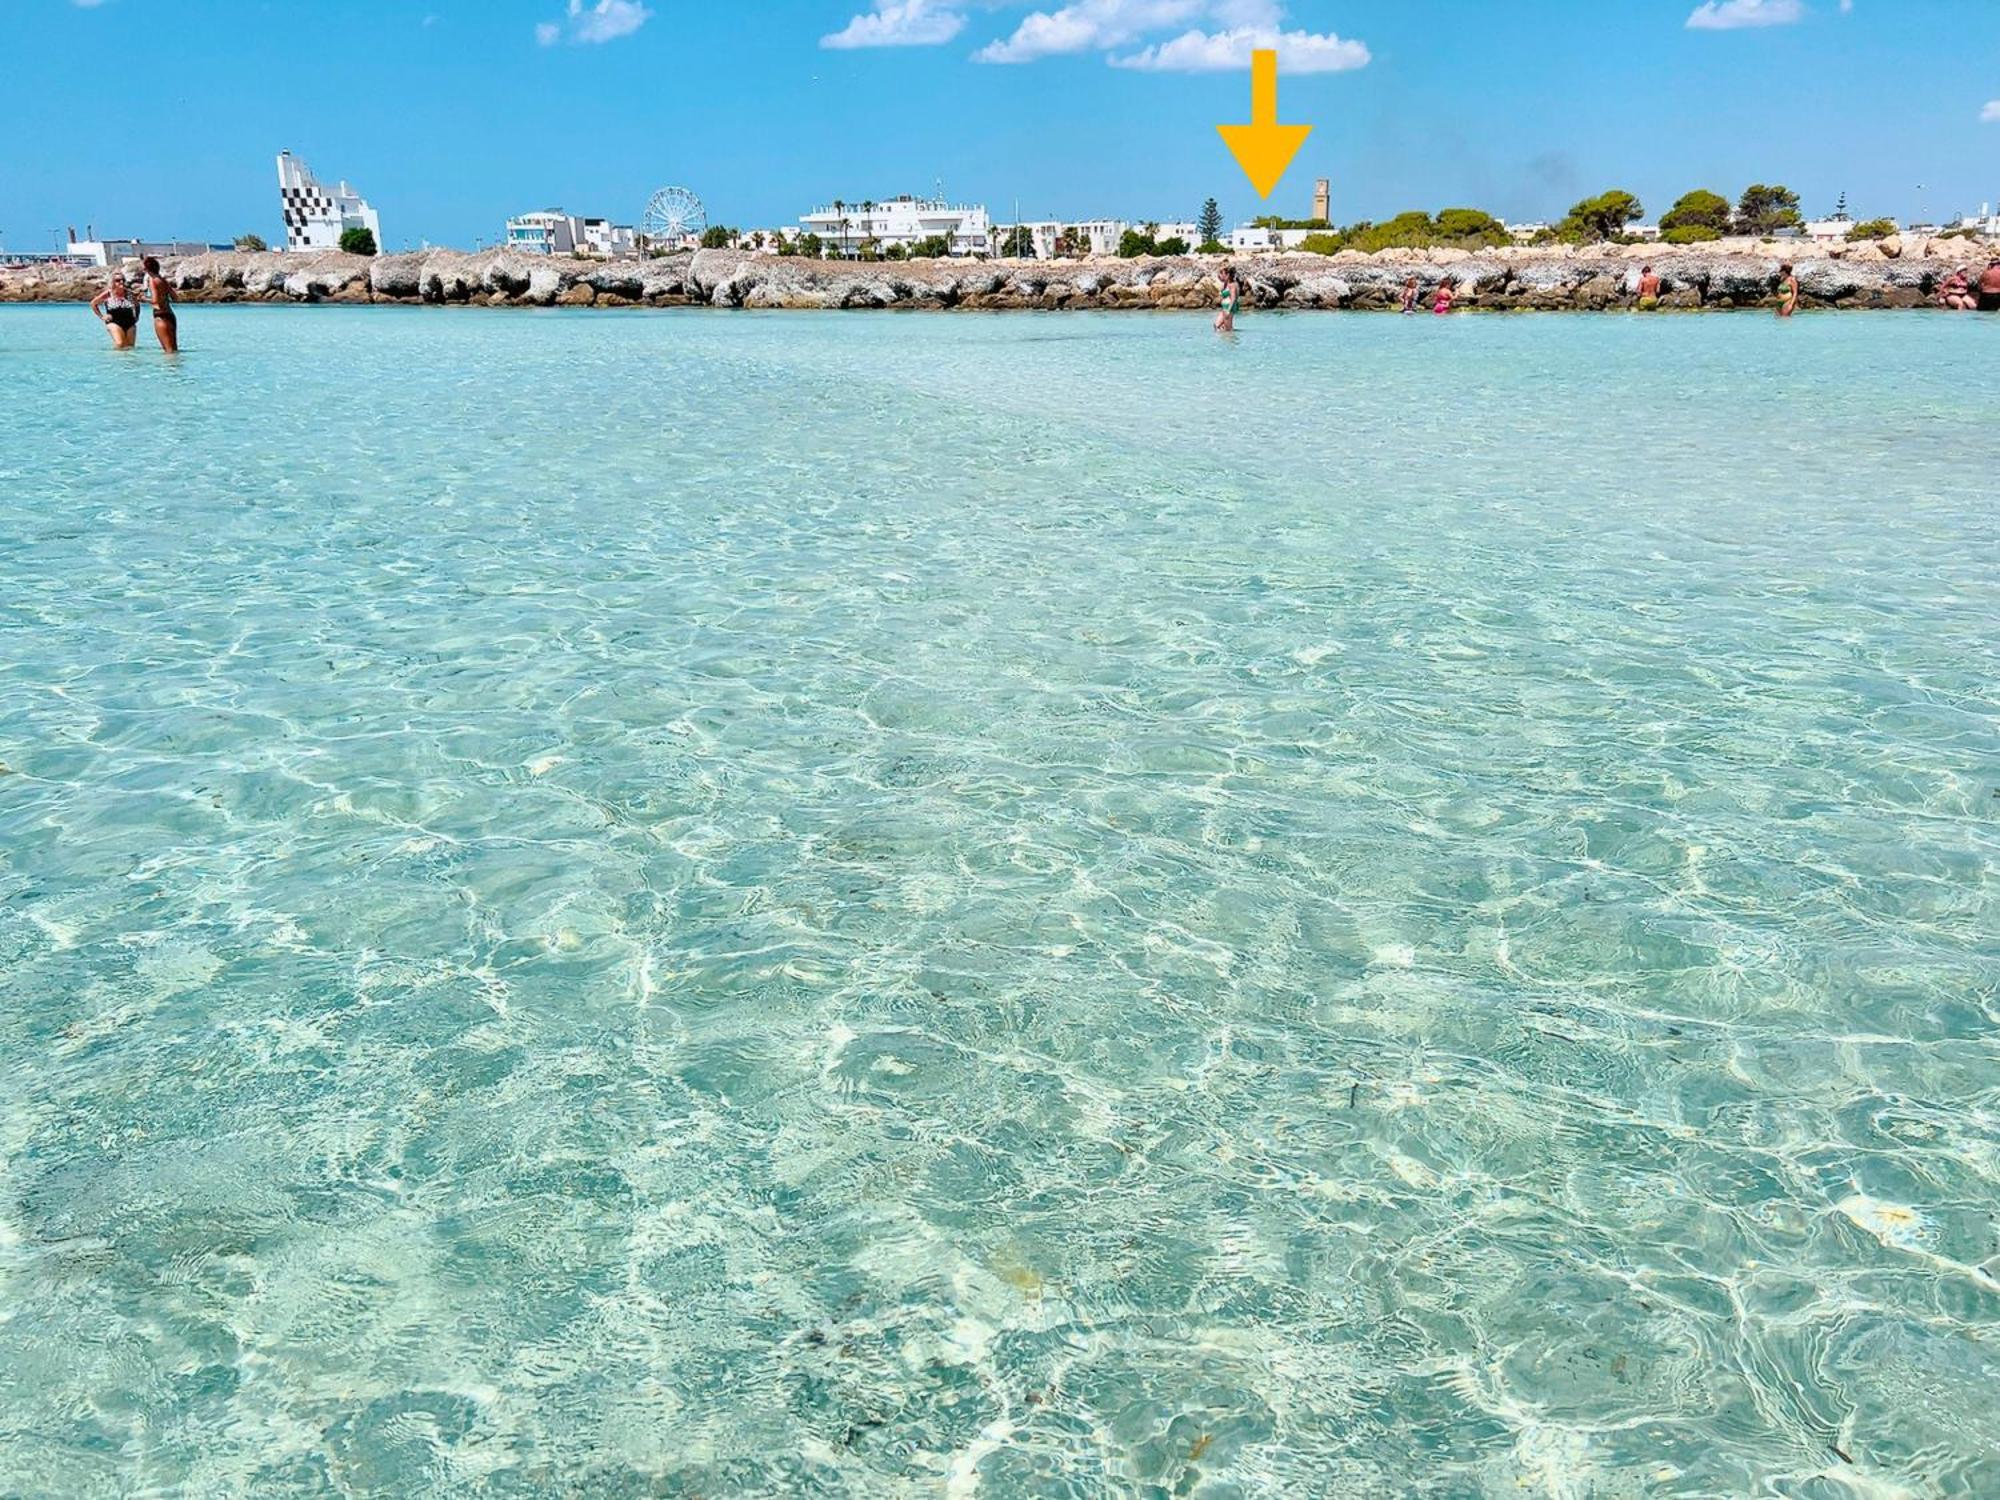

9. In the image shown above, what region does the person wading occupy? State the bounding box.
[143,256,179,354]
[90,272,141,350]
[1776,263,1800,318]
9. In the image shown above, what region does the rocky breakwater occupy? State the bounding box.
[2,238,1979,312]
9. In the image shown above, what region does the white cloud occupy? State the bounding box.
[823,1,968,48]
[819,0,1368,72]
[1111,25,1369,73]
[1983,100,2000,123]
[1686,0,1805,30]
[539,0,652,46]
[975,1,1203,63]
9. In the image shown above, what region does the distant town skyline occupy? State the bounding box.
[5,0,1997,253]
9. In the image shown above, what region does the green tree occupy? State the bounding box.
[1342,211,1436,253]
[698,225,737,249]
[338,226,377,256]
[907,234,953,259]
[1056,225,1094,257]
[1117,228,1158,258]
[1734,184,1803,237]
[1659,189,1733,238]
[1197,197,1224,246]
[799,233,824,259]
[1558,191,1643,244]
[1299,232,1344,255]
[1432,208,1507,246]
[1661,225,1721,245]
[998,224,1036,258]
[1845,218,1897,242]
[1155,236,1189,257]
[234,233,267,252]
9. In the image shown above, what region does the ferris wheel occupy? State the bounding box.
[640,186,706,247]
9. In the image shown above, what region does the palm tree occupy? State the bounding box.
[831,199,846,259]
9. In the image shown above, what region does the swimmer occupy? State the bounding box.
[90,272,141,349]
[1400,274,1420,314]
[1431,278,1456,315]
[1776,263,1799,318]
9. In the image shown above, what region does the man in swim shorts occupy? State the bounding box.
[1637,265,1661,310]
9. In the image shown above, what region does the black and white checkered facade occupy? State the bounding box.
[276,152,381,252]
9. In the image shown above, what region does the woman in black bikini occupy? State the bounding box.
[90,272,141,350]
[142,255,179,353]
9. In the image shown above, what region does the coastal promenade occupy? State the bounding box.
[2,239,1982,312]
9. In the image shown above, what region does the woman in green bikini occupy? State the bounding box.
[1215,264,1241,333]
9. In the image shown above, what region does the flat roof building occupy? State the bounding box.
[799,196,992,258]
[505,210,637,257]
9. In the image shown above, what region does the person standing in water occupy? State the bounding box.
[90,272,141,349]
[1776,263,1800,318]
[142,256,179,353]
[1978,259,2000,312]
[1432,278,1456,315]
[1400,275,1420,314]
[1214,264,1241,333]
[1636,265,1661,310]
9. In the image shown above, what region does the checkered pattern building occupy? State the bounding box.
[277,152,382,253]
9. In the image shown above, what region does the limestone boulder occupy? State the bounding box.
[370,255,424,298]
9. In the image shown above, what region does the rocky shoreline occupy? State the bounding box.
[2,240,1983,312]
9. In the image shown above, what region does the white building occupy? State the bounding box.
[1955,205,1999,238]
[799,195,992,257]
[1506,222,1551,244]
[63,229,231,266]
[578,218,636,256]
[1002,219,1131,259]
[1804,216,1862,243]
[277,151,382,252]
[506,210,575,256]
[506,210,638,257]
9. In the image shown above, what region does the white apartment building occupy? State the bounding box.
[1001,219,1134,259]
[504,211,638,257]
[799,195,992,257]
[277,151,382,252]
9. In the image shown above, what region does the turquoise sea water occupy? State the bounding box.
[1,304,1997,1498]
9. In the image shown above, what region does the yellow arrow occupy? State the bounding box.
[1216,49,1313,200]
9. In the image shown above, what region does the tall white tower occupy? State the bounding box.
[276,151,383,252]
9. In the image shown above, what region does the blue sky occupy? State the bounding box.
[4,0,1996,251]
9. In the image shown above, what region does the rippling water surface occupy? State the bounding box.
[2,305,1997,1498]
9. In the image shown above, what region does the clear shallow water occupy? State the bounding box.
[1,304,1997,1498]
